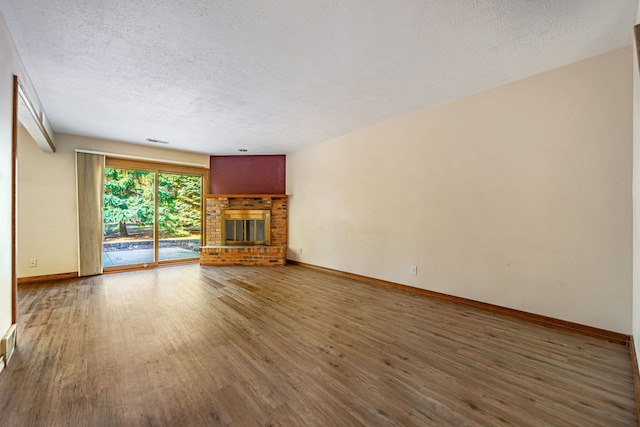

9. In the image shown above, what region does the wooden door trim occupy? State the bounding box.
[11,76,18,324]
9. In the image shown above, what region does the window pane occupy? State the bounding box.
[102,168,155,267]
[225,220,235,242]
[158,173,202,261]
[235,220,245,241]
[255,220,265,242]
[248,220,255,241]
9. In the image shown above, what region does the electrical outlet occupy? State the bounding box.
[29,259,37,268]
[410,265,417,275]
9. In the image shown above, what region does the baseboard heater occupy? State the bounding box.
[1,324,17,366]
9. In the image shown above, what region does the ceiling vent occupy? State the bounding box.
[146,138,170,145]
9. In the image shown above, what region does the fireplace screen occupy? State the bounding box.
[222,210,271,245]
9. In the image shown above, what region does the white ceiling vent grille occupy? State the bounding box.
[146,138,170,145]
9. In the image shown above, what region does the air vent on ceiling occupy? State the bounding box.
[146,138,170,145]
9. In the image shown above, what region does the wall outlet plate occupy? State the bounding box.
[410,265,417,275]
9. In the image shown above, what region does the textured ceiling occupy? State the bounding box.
[0,0,636,154]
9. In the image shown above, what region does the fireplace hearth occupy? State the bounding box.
[200,194,287,266]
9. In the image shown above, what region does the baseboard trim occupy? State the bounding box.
[286,260,630,345]
[630,336,640,422]
[17,272,78,285]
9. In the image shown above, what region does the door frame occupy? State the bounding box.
[102,158,208,273]
[11,76,17,324]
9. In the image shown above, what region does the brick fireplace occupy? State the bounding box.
[200,194,287,266]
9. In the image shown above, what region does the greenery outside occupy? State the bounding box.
[158,172,202,239]
[103,168,202,242]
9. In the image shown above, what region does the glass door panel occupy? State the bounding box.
[102,168,155,267]
[157,173,202,262]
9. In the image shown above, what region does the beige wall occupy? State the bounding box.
[0,15,51,337]
[16,127,75,278]
[0,18,16,336]
[16,132,209,278]
[288,46,633,333]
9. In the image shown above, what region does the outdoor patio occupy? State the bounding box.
[102,247,199,267]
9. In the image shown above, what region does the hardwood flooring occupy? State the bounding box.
[0,264,636,426]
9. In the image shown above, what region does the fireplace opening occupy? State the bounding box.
[222,209,271,245]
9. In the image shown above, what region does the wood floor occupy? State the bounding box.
[0,264,636,426]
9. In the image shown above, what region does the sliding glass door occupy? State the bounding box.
[158,173,202,261]
[102,159,205,271]
[103,168,155,268]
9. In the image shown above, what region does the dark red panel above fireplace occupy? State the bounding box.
[209,155,285,194]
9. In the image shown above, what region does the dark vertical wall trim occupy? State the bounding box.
[11,76,17,324]
[633,24,640,417]
[635,25,640,73]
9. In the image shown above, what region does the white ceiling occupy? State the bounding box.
[0,0,636,155]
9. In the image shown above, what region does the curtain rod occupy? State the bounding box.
[74,149,208,168]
